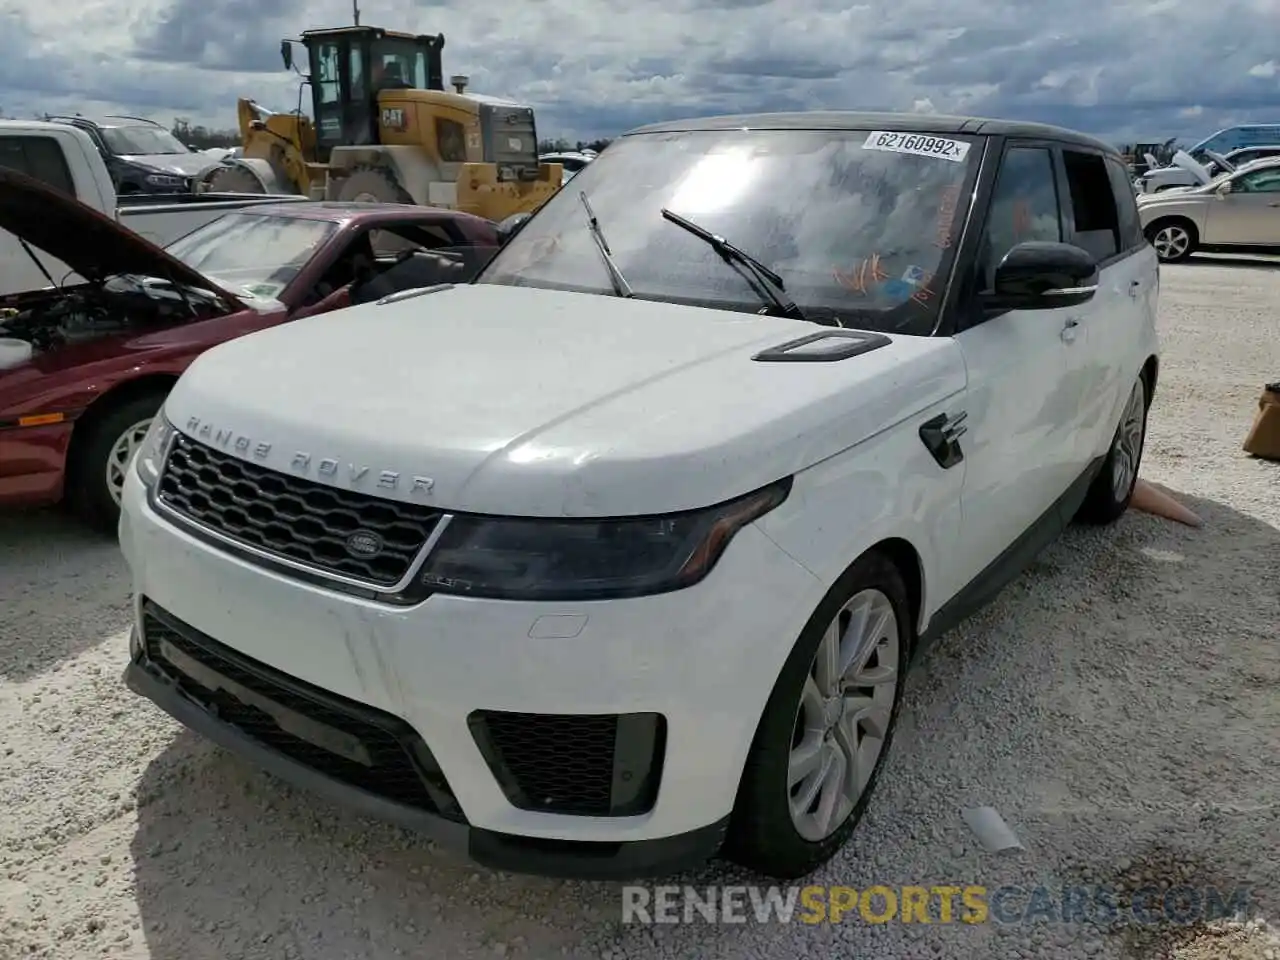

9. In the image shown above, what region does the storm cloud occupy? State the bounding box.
[0,0,1276,143]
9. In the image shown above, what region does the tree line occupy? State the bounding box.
[537,138,612,154]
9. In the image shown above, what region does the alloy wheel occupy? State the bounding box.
[1111,380,1146,501]
[1152,225,1190,261]
[105,418,153,507]
[788,588,900,842]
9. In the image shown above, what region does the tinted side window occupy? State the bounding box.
[0,140,27,177]
[1235,168,1280,193]
[1105,156,1144,252]
[0,136,76,196]
[979,145,1063,289]
[1062,150,1120,263]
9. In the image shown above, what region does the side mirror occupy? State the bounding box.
[280,40,293,71]
[1216,180,1233,197]
[496,212,532,244]
[984,241,1098,311]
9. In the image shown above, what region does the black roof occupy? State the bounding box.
[624,111,1119,156]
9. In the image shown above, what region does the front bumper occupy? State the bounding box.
[118,468,822,879]
[124,621,729,879]
[0,421,74,508]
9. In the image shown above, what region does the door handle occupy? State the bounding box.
[1270,202,1280,207]
[1061,317,1080,343]
[1129,279,1141,298]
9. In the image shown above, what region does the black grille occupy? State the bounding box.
[469,711,666,817]
[157,432,442,586]
[141,603,463,821]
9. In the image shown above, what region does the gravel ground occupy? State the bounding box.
[1,255,1278,960]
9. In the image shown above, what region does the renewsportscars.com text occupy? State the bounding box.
[621,884,1252,926]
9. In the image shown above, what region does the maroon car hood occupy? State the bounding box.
[0,167,237,300]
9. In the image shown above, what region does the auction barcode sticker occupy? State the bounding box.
[863,131,970,162]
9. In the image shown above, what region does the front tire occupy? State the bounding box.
[1075,375,1148,526]
[1146,219,1197,263]
[334,167,413,204]
[724,551,910,879]
[67,392,166,535]
[203,164,268,194]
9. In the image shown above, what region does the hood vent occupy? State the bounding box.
[752,330,891,363]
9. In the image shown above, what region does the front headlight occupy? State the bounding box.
[134,412,175,488]
[145,173,188,189]
[416,478,792,601]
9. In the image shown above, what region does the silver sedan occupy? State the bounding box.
[1137,156,1280,262]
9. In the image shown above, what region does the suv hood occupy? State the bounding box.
[0,167,238,301]
[165,284,966,517]
[119,152,219,178]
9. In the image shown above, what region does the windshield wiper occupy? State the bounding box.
[579,191,633,297]
[660,208,807,322]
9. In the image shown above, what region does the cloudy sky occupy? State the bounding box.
[1,0,1276,145]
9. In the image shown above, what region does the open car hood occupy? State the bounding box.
[1171,150,1212,185]
[0,167,239,302]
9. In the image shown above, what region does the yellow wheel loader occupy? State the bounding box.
[201,25,563,221]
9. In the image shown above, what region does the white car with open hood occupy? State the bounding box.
[119,112,1159,881]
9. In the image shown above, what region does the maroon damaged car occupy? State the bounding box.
[0,168,502,532]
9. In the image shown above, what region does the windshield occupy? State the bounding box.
[165,213,337,299]
[477,128,981,335]
[1191,127,1280,157]
[101,126,191,156]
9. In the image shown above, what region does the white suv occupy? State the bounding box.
[119,112,1159,882]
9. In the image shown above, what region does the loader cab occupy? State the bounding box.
[290,26,445,163]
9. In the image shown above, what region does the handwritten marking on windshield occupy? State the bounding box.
[934,185,960,249]
[833,254,936,307]
[909,273,936,307]
[1013,199,1032,240]
[834,253,889,294]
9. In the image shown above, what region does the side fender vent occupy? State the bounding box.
[919,411,967,469]
[752,330,891,363]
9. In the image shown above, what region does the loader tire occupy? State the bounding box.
[335,167,413,205]
[203,165,268,194]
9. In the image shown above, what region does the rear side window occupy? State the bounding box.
[979,145,1063,290]
[0,135,76,197]
[1104,156,1145,253]
[1062,150,1120,263]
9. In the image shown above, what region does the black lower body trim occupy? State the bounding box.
[916,454,1106,655]
[469,817,730,881]
[124,641,728,880]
